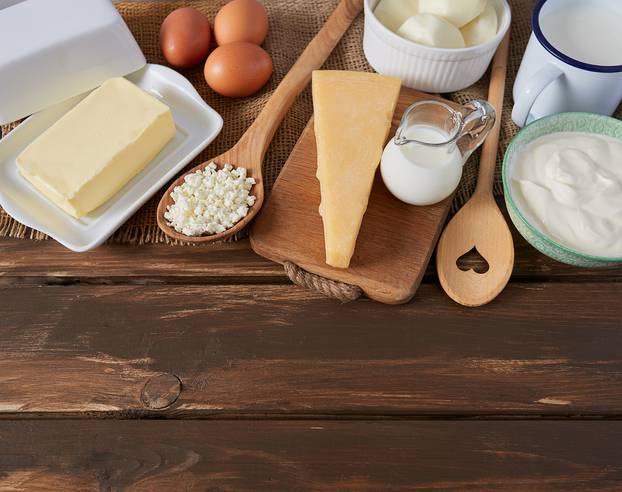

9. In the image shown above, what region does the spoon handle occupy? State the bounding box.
[236,0,364,163]
[474,32,510,197]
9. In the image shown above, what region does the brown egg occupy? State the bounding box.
[214,0,269,46]
[204,42,273,98]
[160,7,212,68]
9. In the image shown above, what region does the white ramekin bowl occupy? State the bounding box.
[363,0,512,93]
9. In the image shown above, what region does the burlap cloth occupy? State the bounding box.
[1,0,607,243]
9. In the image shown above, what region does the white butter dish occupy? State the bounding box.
[0,0,146,125]
[0,64,223,252]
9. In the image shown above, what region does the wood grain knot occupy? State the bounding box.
[141,373,182,409]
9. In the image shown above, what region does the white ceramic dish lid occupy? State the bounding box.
[0,0,146,125]
[0,64,224,252]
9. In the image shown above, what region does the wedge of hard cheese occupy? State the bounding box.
[17,77,176,219]
[312,70,401,269]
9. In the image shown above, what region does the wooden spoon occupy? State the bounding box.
[157,0,364,243]
[436,33,514,307]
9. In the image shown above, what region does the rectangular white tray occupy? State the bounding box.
[0,64,223,252]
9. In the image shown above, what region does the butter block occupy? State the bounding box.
[17,77,176,218]
[312,70,401,269]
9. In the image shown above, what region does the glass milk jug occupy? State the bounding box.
[381,99,496,206]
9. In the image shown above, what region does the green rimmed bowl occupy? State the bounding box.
[502,112,622,268]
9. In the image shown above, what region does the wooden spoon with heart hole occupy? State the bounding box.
[436,33,514,307]
[157,0,364,243]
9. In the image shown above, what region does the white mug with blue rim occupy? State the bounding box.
[512,0,622,127]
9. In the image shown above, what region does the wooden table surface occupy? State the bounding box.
[2,1,622,489]
[2,196,622,489]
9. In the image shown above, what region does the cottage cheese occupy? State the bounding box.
[164,162,256,236]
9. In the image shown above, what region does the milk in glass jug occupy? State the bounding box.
[381,99,495,206]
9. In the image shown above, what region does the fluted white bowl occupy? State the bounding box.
[363,0,511,92]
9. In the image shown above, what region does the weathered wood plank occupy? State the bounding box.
[0,239,285,284]
[2,234,622,284]
[1,420,621,491]
[2,283,622,416]
[2,195,621,283]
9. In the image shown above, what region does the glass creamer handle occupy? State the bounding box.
[456,100,496,160]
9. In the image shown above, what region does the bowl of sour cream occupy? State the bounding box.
[502,112,622,267]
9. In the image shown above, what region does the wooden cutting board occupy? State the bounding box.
[250,88,458,304]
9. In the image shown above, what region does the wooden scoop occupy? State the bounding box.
[436,34,514,307]
[157,0,364,243]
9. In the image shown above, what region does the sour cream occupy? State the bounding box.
[511,132,622,257]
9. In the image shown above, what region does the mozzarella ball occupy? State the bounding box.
[373,0,419,32]
[461,2,498,46]
[418,0,487,28]
[397,13,465,48]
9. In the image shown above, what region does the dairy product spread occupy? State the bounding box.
[511,132,622,257]
[17,77,176,219]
